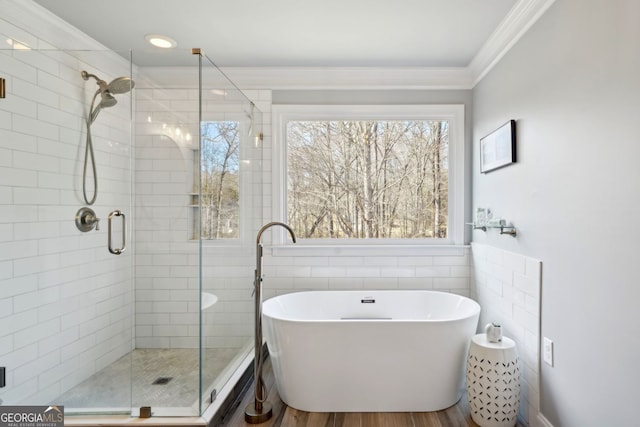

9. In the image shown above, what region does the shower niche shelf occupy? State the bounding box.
[188,191,199,241]
[188,192,199,207]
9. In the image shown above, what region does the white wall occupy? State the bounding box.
[0,15,133,405]
[472,0,640,425]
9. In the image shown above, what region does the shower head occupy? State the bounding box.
[99,91,117,108]
[107,76,135,94]
[82,70,135,123]
[81,70,135,96]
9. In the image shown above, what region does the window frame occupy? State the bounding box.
[272,104,465,246]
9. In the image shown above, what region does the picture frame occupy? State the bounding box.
[480,120,516,173]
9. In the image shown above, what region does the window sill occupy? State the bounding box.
[269,244,469,257]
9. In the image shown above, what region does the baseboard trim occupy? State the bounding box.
[537,413,555,427]
[207,360,254,426]
[208,345,270,426]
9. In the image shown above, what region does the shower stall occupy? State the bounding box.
[0,35,264,419]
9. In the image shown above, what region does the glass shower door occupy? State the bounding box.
[0,45,135,413]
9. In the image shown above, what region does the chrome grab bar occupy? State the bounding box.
[108,210,126,255]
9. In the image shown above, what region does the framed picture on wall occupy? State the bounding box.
[480,120,516,173]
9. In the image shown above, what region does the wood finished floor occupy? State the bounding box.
[220,357,526,427]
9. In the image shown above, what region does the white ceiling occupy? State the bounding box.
[33,0,519,68]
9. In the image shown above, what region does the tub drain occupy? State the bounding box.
[152,377,172,385]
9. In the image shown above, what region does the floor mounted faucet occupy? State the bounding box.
[245,222,296,423]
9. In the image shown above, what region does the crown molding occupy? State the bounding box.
[6,0,555,90]
[469,0,557,86]
[136,66,473,90]
[215,0,556,90]
[220,0,557,90]
[219,66,474,90]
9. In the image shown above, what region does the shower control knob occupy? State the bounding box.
[75,207,100,232]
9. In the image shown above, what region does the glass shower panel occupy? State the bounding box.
[0,45,134,413]
[132,48,263,416]
[198,52,263,415]
[131,48,202,417]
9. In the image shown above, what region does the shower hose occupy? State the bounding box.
[83,118,97,206]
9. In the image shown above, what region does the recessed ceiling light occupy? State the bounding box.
[145,34,177,49]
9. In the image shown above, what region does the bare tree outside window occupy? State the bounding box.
[287,120,448,239]
[201,121,240,239]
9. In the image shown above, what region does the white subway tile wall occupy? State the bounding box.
[134,86,269,350]
[470,242,542,427]
[261,248,472,298]
[0,19,134,404]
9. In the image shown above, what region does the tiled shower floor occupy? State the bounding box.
[56,348,239,410]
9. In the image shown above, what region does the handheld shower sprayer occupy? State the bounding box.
[81,70,134,122]
[80,70,135,205]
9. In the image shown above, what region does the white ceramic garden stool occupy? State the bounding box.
[466,333,520,427]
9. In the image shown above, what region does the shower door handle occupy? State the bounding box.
[108,210,126,255]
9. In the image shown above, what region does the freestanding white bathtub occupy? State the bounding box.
[262,290,480,412]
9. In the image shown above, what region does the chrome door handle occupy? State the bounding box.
[108,210,126,255]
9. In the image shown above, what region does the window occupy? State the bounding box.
[273,105,465,245]
[200,120,240,239]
